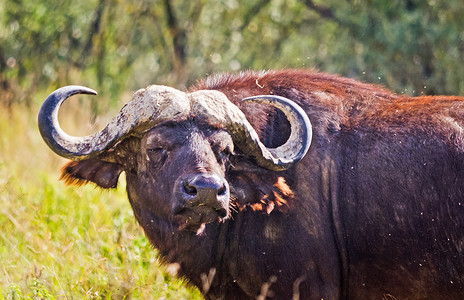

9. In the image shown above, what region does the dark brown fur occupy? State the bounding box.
[61,69,464,299]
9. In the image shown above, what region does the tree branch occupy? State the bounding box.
[164,0,187,66]
[240,0,272,31]
[78,0,106,67]
[303,0,335,20]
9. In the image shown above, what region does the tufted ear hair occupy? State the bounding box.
[60,159,123,189]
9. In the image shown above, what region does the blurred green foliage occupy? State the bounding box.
[1,0,464,107]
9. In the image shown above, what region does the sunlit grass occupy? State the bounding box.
[0,100,202,299]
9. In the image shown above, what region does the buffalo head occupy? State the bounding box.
[38,85,312,233]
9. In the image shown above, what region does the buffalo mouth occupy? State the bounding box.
[173,205,228,234]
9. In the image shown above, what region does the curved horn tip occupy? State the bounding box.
[238,94,312,171]
[53,85,98,97]
[38,85,99,160]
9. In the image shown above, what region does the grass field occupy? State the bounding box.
[0,95,202,299]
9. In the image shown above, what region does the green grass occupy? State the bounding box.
[0,100,202,299]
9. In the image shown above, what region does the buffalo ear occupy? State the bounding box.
[60,159,123,188]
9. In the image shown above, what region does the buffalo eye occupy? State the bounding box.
[215,147,234,166]
[217,149,229,162]
[146,147,169,164]
[209,130,234,165]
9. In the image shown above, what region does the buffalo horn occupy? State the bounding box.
[234,95,312,171]
[38,85,190,160]
[39,86,311,170]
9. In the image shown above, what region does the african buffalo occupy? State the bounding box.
[39,69,464,299]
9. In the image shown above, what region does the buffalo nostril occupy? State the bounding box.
[183,182,197,196]
[218,185,227,196]
[179,174,229,207]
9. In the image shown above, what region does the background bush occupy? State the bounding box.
[2,0,464,107]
